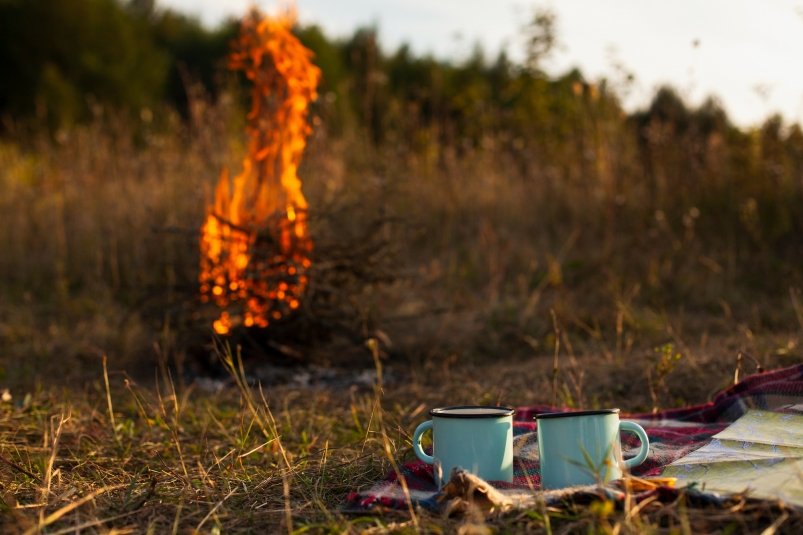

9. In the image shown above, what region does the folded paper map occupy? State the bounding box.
[662,409,803,505]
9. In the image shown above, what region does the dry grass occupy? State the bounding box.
[0,352,386,533]
[0,342,800,533]
[1,93,803,382]
[1,93,803,531]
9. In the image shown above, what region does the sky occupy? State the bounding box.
[159,0,803,128]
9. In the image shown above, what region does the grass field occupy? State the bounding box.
[0,341,800,533]
[2,86,803,532]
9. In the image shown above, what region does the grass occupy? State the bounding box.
[2,92,803,381]
[1,81,803,531]
[0,339,801,533]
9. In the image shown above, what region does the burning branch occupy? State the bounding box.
[199,9,320,335]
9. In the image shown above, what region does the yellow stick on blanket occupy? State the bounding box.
[623,476,678,492]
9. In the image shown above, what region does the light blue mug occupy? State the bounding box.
[413,406,515,489]
[536,409,649,489]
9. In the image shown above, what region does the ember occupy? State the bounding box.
[199,9,320,335]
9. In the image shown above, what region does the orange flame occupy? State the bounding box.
[199,10,320,334]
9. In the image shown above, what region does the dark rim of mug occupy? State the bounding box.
[430,406,516,418]
[534,408,620,420]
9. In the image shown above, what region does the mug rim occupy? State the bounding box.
[535,408,620,420]
[430,405,515,418]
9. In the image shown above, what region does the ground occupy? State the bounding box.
[1,335,801,533]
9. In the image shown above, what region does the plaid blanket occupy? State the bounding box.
[346,363,803,510]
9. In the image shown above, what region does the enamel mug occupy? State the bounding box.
[536,409,649,489]
[412,406,515,489]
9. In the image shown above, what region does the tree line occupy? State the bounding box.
[1,0,802,237]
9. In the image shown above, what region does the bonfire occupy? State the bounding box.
[199,10,320,335]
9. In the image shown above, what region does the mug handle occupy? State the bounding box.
[412,420,434,464]
[619,421,650,469]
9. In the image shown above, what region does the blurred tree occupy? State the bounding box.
[149,9,237,114]
[343,27,387,144]
[445,45,493,144]
[129,0,155,17]
[295,24,350,133]
[296,24,347,95]
[691,97,729,137]
[787,124,803,182]
[644,86,690,133]
[0,0,168,126]
[0,0,800,240]
[386,45,446,130]
[522,7,557,75]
